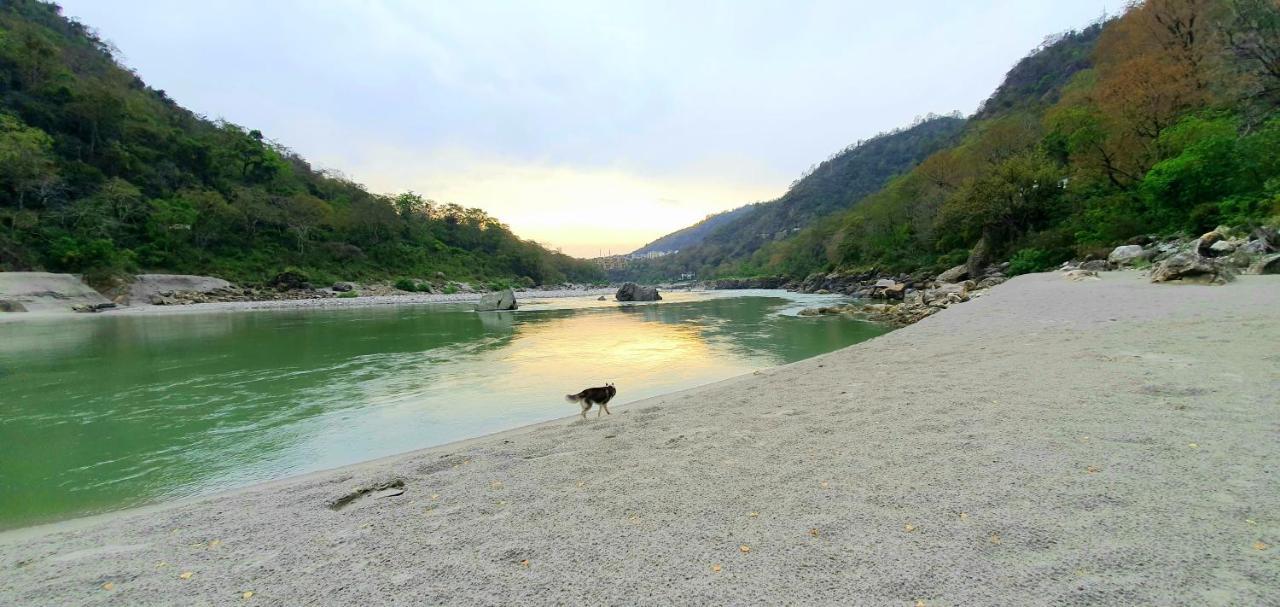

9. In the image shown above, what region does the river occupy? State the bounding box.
[0,290,888,529]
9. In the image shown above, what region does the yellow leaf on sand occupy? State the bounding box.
[431,494,440,500]
[711,564,722,573]
[990,533,1002,545]
[739,545,751,554]
[904,524,916,533]
[809,528,819,537]
[959,512,968,520]
[242,591,254,600]
[820,481,830,489]
[1246,519,1257,525]
[1255,541,1269,551]
[208,539,221,549]
[520,559,530,567]
[916,601,927,607]
[179,571,194,580]
[1086,466,1101,474]
[101,582,115,591]
[576,481,586,488]
[749,512,759,518]
[1188,443,1199,449]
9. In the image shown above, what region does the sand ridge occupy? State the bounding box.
[1,271,1277,605]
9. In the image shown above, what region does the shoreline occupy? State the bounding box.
[2,272,1277,604]
[0,287,618,323]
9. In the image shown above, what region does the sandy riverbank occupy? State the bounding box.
[1,271,1276,605]
[0,287,618,323]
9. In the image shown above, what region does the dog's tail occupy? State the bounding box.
[565,393,582,403]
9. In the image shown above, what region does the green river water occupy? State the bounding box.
[0,291,888,529]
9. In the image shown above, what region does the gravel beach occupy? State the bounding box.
[1,271,1276,605]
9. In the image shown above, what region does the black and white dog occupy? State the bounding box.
[565,383,617,419]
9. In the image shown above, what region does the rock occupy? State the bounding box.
[435,271,447,279]
[1063,270,1099,282]
[1249,226,1278,250]
[597,295,607,301]
[271,270,311,291]
[332,282,356,292]
[1238,238,1271,256]
[0,299,27,313]
[475,288,517,311]
[814,289,831,295]
[975,276,1007,290]
[965,236,991,282]
[1248,253,1280,275]
[1150,251,1235,285]
[1196,231,1224,257]
[70,302,114,313]
[936,264,969,283]
[616,282,661,302]
[882,283,906,300]
[1209,239,1240,254]
[1107,245,1146,266]
[873,278,896,288]
[1080,260,1110,272]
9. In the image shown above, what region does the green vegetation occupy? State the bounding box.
[0,1,603,285]
[629,1,1280,282]
[337,290,359,299]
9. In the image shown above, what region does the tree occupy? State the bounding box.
[0,113,57,209]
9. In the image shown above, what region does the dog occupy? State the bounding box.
[566,383,617,419]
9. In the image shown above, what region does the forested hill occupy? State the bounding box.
[630,115,966,259]
[627,0,1280,282]
[631,205,755,255]
[0,0,603,286]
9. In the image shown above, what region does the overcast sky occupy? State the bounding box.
[59,0,1118,257]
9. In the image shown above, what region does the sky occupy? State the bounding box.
[59,0,1119,258]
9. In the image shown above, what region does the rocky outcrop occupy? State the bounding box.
[0,300,27,312]
[127,274,234,304]
[1249,253,1280,275]
[1150,252,1235,285]
[332,282,356,292]
[475,288,517,311]
[0,272,115,313]
[616,283,661,302]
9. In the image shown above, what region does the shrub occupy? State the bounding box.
[1006,248,1059,276]
[442,284,458,294]
[393,278,417,291]
[337,290,359,298]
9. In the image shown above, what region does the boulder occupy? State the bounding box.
[936,264,969,283]
[1196,231,1224,257]
[597,295,607,301]
[882,283,906,300]
[1080,260,1110,272]
[1150,251,1235,285]
[474,288,517,311]
[332,282,356,292]
[1248,253,1280,275]
[1107,245,1146,266]
[0,299,27,313]
[1209,239,1241,254]
[616,282,661,302]
[1063,270,1099,282]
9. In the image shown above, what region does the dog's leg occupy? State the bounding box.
[597,402,603,418]
[602,403,611,416]
[580,403,588,420]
